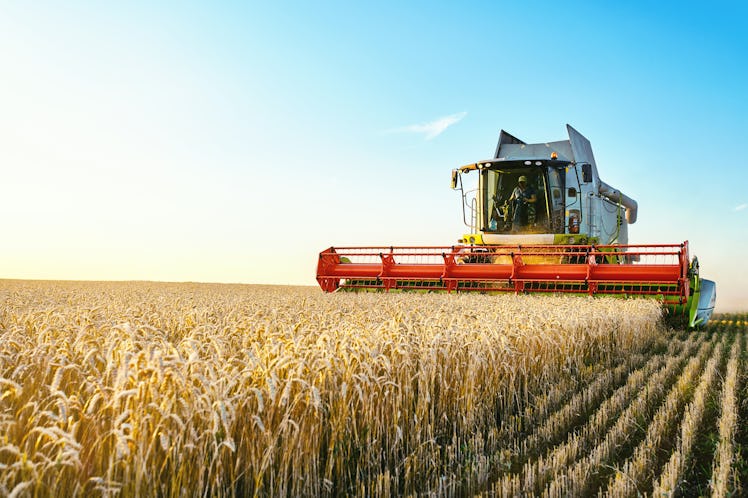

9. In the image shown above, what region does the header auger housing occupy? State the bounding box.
[316,125,716,328]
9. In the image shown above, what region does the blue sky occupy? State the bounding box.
[1,1,746,310]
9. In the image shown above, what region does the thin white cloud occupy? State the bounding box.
[389,112,467,140]
[734,203,748,212]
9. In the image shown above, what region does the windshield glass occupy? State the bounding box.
[484,167,549,234]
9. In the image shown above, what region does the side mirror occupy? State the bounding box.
[568,187,577,197]
[450,169,459,189]
[581,163,593,183]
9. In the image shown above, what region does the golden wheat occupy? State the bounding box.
[0,280,667,496]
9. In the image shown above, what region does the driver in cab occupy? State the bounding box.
[509,175,537,231]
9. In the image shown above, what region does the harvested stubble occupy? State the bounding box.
[541,335,716,497]
[615,332,726,497]
[0,280,662,497]
[495,333,701,496]
[709,327,744,498]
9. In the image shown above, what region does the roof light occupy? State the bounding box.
[551,151,558,160]
[524,160,531,165]
[535,161,542,166]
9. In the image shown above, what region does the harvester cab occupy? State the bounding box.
[452,125,637,247]
[317,125,716,328]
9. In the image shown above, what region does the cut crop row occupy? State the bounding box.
[542,332,717,497]
[609,332,728,496]
[709,324,745,497]
[518,335,686,461]
[487,331,709,496]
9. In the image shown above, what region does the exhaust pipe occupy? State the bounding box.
[599,181,638,224]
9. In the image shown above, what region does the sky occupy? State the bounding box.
[1,1,747,311]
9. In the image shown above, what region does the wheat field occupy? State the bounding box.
[0,280,745,497]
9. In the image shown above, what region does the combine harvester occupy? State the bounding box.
[316,125,716,328]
